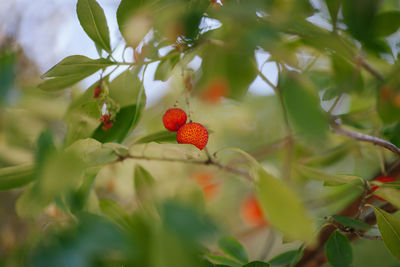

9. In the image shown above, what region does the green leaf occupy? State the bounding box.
[342,0,383,50]
[108,69,143,107]
[68,170,98,212]
[65,138,117,166]
[257,168,314,242]
[154,54,180,81]
[65,101,101,146]
[218,236,248,264]
[331,215,371,231]
[134,164,155,199]
[0,50,16,102]
[161,201,217,242]
[374,11,400,37]
[268,249,300,266]
[331,54,364,94]
[207,254,241,267]
[325,231,353,267]
[99,198,134,231]
[116,0,149,47]
[42,56,114,78]
[295,164,361,186]
[369,206,400,259]
[325,0,341,26]
[39,56,115,91]
[243,261,270,267]
[375,187,400,209]
[0,164,35,190]
[76,0,111,52]
[135,131,177,144]
[281,71,328,139]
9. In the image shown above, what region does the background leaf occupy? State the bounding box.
[218,236,248,264]
[325,231,353,267]
[370,206,400,259]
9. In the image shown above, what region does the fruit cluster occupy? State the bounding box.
[162,108,208,150]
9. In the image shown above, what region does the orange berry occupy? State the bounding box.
[372,176,397,201]
[176,122,208,150]
[202,77,229,104]
[202,183,219,201]
[162,108,187,131]
[241,195,267,227]
[93,86,102,98]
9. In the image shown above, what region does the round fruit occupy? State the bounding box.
[162,108,187,131]
[176,122,208,150]
[372,176,397,201]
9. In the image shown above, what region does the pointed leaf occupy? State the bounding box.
[99,198,134,231]
[77,0,111,52]
[243,261,270,267]
[207,254,241,267]
[268,249,301,266]
[257,168,314,242]
[370,206,400,259]
[218,236,248,264]
[0,164,35,190]
[331,215,371,231]
[135,131,177,144]
[296,164,361,186]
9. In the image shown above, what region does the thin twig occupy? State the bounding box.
[116,153,252,181]
[331,121,400,158]
[357,56,385,82]
[328,93,343,114]
[355,231,382,240]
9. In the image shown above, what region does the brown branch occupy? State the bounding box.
[358,56,385,82]
[296,163,400,267]
[115,153,252,181]
[331,121,400,158]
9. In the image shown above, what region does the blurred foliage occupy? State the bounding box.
[2,0,400,266]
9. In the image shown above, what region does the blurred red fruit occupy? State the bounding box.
[372,176,397,201]
[241,195,267,227]
[176,122,208,150]
[193,172,220,201]
[162,108,187,131]
[202,77,229,104]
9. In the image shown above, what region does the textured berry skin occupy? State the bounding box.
[100,114,113,131]
[240,195,267,227]
[176,122,208,150]
[93,86,102,98]
[372,176,397,201]
[162,108,187,131]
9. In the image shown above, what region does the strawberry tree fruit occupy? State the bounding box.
[176,122,208,150]
[240,195,267,227]
[372,176,397,201]
[162,108,187,131]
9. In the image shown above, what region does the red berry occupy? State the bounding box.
[372,176,397,201]
[162,108,187,131]
[240,195,267,227]
[100,114,113,131]
[176,122,208,150]
[93,86,102,98]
